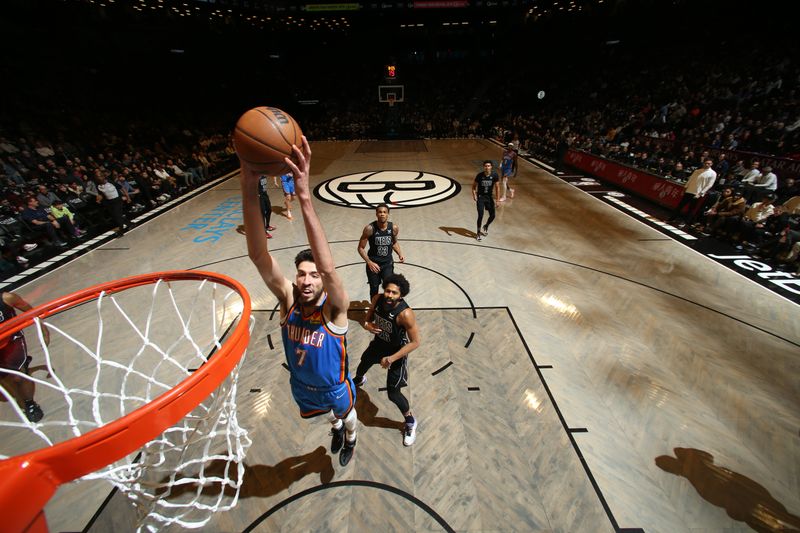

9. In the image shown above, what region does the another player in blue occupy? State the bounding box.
[275,172,297,220]
[240,137,359,466]
[499,143,517,201]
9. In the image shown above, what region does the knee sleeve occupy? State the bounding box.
[343,406,358,439]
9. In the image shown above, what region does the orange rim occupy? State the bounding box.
[0,270,251,533]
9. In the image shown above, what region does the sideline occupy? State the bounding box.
[491,139,800,305]
[0,169,240,292]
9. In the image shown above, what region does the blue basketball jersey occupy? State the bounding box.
[281,294,349,388]
[501,149,515,174]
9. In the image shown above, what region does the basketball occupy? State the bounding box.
[233,106,303,175]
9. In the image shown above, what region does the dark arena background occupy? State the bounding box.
[1,1,799,532]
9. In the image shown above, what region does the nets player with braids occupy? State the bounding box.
[357,204,405,299]
[472,160,500,241]
[239,137,359,466]
[0,291,49,422]
[353,274,421,446]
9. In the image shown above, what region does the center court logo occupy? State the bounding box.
[314,170,461,209]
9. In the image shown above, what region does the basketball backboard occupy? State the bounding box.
[378,85,405,105]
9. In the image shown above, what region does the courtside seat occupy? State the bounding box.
[782,195,800,214]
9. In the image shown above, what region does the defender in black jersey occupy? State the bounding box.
[357,204,405,299]
[353,274,421,446]
[0,291,49,422]
[472,161,500,241]
[236,174,276,238]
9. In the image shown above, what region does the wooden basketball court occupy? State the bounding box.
[6,139,799,532]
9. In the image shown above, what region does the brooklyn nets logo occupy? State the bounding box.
[314,170,461,209]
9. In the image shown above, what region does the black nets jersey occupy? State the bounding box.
[367,221,394,263]
[474,171,499,197]
[372,295,409,349]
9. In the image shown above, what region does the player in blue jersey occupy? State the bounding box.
[499,143,517,201]
[240,137,359,466]
[275,172,297,220]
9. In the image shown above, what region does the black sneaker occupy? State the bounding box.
[330,424,345,454]
[476,234,482,242]
[339,438,356,466]
[24,400,44,423]
[353,375,366,387]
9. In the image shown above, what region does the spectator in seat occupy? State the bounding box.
[167,159,194,188]
[743,165,778,202]
[131,168,157,207]
[776,177,799,205]
[737,204,789,250]
[153,163,178,192]
[711,189,748,237]
[80,173,98,201]
[715,153,730,183]
[114,172,143,212]
[667,161,687,182]
[757,216,800,263]
[730,194,777,243]
[49,199,86,238]
[20,197,76,247]
[196,151,211,180]
[35,185,61,208]
[728,159,747,185]
[697,186,734,233]
[740,160,761,184]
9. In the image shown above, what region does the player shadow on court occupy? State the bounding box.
[356,389,405,432]
[439,226,478,239]
[159,446,335,500]
[655,447,800,531]
[347,299,372,322]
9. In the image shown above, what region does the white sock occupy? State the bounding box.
[343,408,358,442]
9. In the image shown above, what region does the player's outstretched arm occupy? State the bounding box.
[285,137,349,326]
[239,159,293,311]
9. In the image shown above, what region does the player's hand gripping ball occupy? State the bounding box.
[233,106,303,175]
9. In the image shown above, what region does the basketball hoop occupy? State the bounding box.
[387,95,396,107]
[0,271,253,532]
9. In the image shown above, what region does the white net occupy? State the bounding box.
[0,276,253,532]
